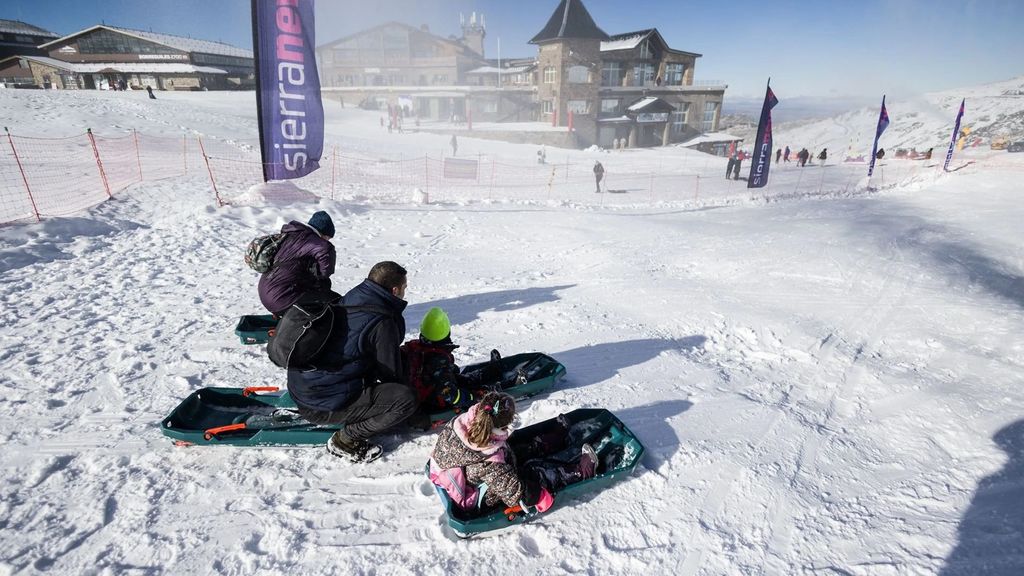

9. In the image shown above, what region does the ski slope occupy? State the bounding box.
[0,87,1022,575]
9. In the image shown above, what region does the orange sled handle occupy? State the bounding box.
[204,423,247,440]
[242,386,280,397]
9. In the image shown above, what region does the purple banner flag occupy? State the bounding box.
[943,99,965,172]
[867,95,889,178]
[747,83,779,188]
[252,0,324,181]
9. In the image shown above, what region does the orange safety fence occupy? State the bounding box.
[2,127,1013,226]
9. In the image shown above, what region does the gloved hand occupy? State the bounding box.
[535,487,554,513]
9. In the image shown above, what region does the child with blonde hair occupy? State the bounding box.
[430,391,597,514]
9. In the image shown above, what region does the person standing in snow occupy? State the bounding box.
[146,85,156,99]
[450,134,458,156]
[776,148,782,165]
[784,145,791,163]
[818,148,828,165]
[258,211,337,316]
[726,152,737,179]
[593,161,605,192]
[288,261,418,463]
[430,391,598,514]
[732,150,744,180]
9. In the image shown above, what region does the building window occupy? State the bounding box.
[15,35,33,43]
[665,63,686,86]
[702,102,719,132]
[601,99,619,115]
[639,40,652,60]
[542,100,554,114]
[601,62,621,87]
[567,100,591,115]
[671,105,690,133]
[633,63,655,87]
[543,66,556,84]
[567,65,590,84]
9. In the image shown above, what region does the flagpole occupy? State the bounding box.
[251,0,268,183]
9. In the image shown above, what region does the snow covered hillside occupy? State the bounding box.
[1,89,1023,575]
[728,75,1024,159]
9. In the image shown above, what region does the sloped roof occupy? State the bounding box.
[626,96,675,113]
[530,0,609,44]
[0,19,59,38]
[601,29,654,52]
[318,21,478,58]
[0,55,227,75]
[678,132,743,147]
[600,28,702,57]
[39,25,252,59]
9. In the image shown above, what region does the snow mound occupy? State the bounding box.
[228,180,318,206]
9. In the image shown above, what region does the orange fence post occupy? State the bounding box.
[4,127,41,222]
[197,136,222,206]
[133,128,143,181]
[86,128,112,198]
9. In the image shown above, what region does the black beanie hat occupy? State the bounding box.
[308,211,335,238]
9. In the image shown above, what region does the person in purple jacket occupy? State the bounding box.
[258,211,337,315]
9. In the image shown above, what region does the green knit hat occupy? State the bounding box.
[420,307,451,342]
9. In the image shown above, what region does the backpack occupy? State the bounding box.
[267,292,390,371]
[245,233,286,273]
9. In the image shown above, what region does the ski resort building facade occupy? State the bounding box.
[316,0,724,148]
[0,25,253,91]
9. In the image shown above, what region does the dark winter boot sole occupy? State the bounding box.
[326,433,383,463]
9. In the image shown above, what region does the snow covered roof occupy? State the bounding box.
[0,19,59,38]
[626,97,659,112]
[4,55,227,75]
[600,30,651,52]
[678,132,743,147]
[530,0,609,44]
[39,25,252,59]
[466,65,532,75]
[600,28,702,57]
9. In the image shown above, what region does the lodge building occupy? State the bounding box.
[0,24,253,91]
[317,0,726,148]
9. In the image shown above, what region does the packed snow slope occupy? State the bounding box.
[729,75,1024,158]
[1,89,1023,576]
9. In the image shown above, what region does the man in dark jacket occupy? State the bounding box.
[258,211,337,315]
[287,261,417,463]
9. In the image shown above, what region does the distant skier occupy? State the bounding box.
[450,134,458,156]
[726,153,737,179]
[783,145,791,163]
[818,148,828,165]
[146,85,156,100]
[593,161,605,192]
[798,148,809,167]
[775,148,782,165]
[876,148,885,160]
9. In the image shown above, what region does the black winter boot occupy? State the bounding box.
[327,431,383,463]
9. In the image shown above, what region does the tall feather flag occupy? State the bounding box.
[747,81,779,188]
[867,95,889,177]
[252,0,324,181]
[943,99,965,172]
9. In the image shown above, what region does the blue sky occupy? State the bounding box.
[6,0,1022,98]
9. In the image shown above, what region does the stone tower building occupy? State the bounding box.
[529,0,609,147]
[461,12,486,57]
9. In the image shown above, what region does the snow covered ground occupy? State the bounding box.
[1,87,1023,575]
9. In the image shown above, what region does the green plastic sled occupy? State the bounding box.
[234,314,278,345]
[161,352,565,446]
[429,408,646,538]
